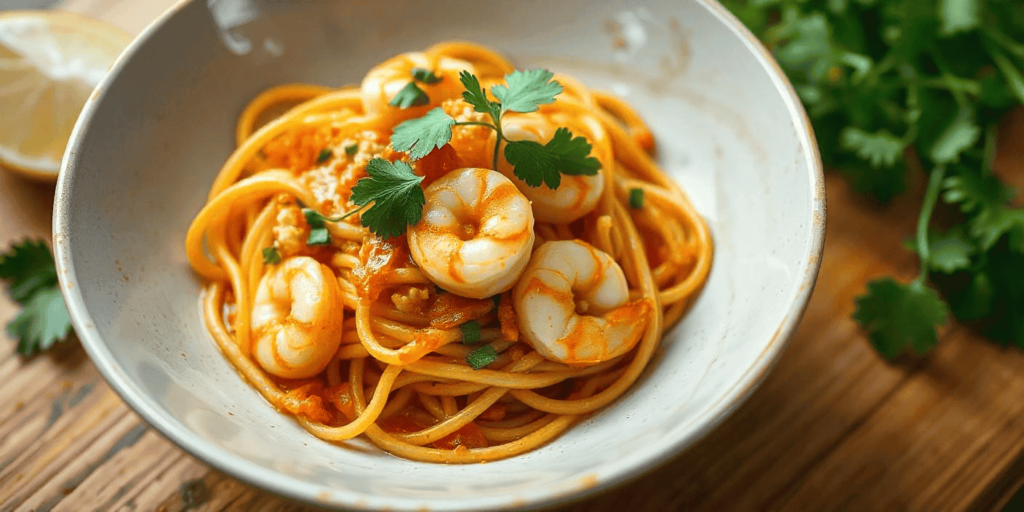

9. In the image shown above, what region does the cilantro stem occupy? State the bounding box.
[452,121,495,129]
[914,164,947,284]
[983,26,1024,60]
[492,122,504,171]
[449,120,505,169]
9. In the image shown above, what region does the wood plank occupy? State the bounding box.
[2,0,1024,510]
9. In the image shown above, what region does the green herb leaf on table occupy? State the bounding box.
[0,240,72,356]
[0,239,58,303]
[389,82,430,109]
[938,0,981,36]
[928,229,975,274]
[504,127,601,189]
[721,0,1024,358]
[350,158,426,238]
[929,107,980,164]
[391,107,456,160]
[491,69,563,115]
[853,278,949,359]
[9,287,71,357]
[840,128,906,169]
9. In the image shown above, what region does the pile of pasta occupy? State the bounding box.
[185,42,711,462]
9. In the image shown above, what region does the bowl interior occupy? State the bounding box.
[55,0,823,510]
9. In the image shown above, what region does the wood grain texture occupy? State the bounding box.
[1,1,1022,511]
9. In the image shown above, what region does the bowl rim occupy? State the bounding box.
[52,0,826,510]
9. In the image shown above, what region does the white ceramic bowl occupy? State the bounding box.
[54,0,824,510]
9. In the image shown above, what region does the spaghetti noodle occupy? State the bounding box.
[185,42,712,463]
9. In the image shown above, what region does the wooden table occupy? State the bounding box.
[3,1,1024,511]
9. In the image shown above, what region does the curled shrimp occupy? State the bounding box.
[408,168,535,299]
[361,52,475,121]
[495,112,607,223]
[513,240,652,366]
[251,256,343,379]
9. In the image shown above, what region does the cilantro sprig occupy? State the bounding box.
[348,68,602,239]
[724,0,1024,356]
[350,158,425,239]
[0,240,72,356]
[391,69,600,187]
[301,158,425,243]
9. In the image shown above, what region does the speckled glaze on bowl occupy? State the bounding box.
[53,0,825,510]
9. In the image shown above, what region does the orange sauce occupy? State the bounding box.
[427,293,493,329]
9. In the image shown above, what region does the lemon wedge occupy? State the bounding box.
[0,11,131,181]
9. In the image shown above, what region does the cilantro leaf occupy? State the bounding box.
[9,287,71,356]
[840,127,906,168]
[491,69,563,115]
[0,240,72,357]
[929,107,980,164]
[938,0,980,36]
[350,158,425,238]
[317,148,332,163]
[928,229,975,273]
[942,169,1007,213]
[970,207,1024,251]
[411,68,442,84]
[389,82,430,109]
[504,127,601,189]
[988,43,1024,104]
[345,144,358,156]
[853,278,949,359]
[0,239,58,304]
[459,71,501,122]
[391,107,456,160]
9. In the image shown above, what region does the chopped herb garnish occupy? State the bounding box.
[307,227,330,246]
[349,158,426,238]
[261,247,281,264]
[389,69,600,187]
[461,320,482,344]
[629,188,644,209]
[411,67,442,84]
[389,81,430,109]
[316,148,332,163]
[303,208,337,246]
[344,144,359,156]
[466,345,498,369]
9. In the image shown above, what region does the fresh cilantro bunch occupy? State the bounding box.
[0,239,72,356]
[722,0,1024,357]
[334,69,600,239]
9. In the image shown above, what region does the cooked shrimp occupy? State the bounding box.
[361,52,475,120]
[408,168,535,299]
[513,240,651,366]
[495,112,607,223]
[251,256,343,379]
